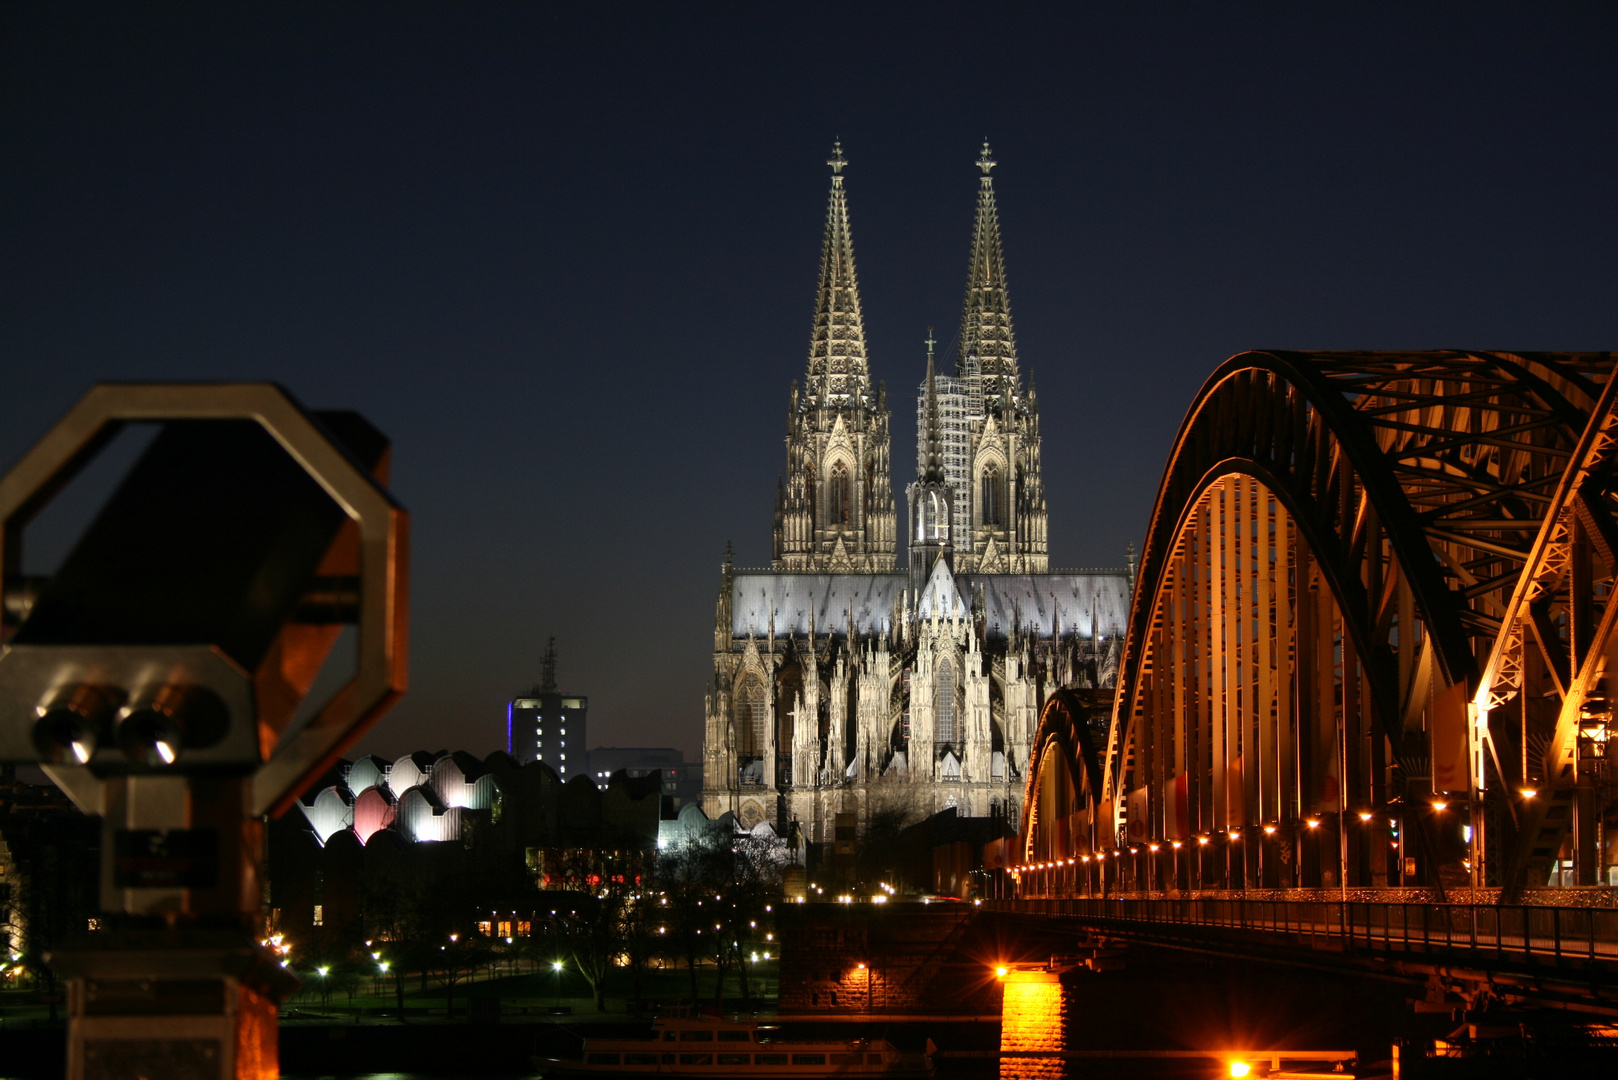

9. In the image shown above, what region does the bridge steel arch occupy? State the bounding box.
[1020,351,1618,898]
[1019,689,1107,863]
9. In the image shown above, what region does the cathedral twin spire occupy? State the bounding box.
[804,141,870,404]
[774,141,1042,574]
[958,141,1019,396]
[773,143,895,571]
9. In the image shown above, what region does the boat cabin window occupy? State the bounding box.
[831,1054,861,1065]
[585,1054,620,1065]
[755,1054,788,1065]
[792,1054,827,1065]
[663,1033,677,1042]
[625,1054,657,1065]
[867,1053,885,1064]
[718,1054,749,1065]
[679,1054,713,1066]
[717,1030,751,1042]
[680,1030,715,1042]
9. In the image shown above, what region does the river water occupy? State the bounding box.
[280,983,1227,1080]
[280,951,1412,1080]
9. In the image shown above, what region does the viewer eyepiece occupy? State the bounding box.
[115,684,228,766]
[32,684,116,765]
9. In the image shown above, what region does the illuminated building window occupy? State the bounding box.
[498,920,512,937]
[980,464,1004,525]
[936,659,957,744]
[518,920,532,937]
[478,920,493,936]
[313,904,324,926]
[734,674,767,757]
[827,462,851,525]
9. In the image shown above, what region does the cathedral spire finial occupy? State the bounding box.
[957,140,1018,391]
[803,141,870,401]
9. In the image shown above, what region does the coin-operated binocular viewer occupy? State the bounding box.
[0,384,408,1080]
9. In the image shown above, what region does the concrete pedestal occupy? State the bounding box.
[48,930,298,1080]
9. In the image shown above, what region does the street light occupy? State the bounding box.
[1579,697,1612,742]
[1576,698,1612,884]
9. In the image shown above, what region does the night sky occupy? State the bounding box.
[3,4,1614,763]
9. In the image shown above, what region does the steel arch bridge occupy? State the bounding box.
[1019,350,1618,900]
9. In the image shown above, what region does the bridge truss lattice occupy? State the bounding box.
[1021,351,1618,897]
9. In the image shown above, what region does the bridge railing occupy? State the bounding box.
[1001,897,1618,966]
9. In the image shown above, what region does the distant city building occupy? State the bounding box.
[275,748,667,939]
[587,746,701,805]
[702,144,1132,849]
[507,638,587,776]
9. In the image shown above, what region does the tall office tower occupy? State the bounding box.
[508,638,588,777]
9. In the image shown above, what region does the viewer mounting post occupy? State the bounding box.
[0,383,409,1080]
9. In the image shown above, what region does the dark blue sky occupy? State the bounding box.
[3,3,1614,761]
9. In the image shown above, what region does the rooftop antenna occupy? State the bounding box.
[541,636,558,692]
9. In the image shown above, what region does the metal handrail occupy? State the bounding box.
[992,897,1618,966]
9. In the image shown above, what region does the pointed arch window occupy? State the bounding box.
[734,675,767,759]
[981,465,1004,526]
[827,463,851,527]
[804,454,817,524]
[935,659,957,746]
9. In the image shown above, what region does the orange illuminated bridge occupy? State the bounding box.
[1005,351,1618,997]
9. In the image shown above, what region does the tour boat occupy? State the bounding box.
[535,1007,934,1078]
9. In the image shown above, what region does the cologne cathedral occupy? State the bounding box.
[701,144,1131,847]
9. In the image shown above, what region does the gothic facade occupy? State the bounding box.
[703,144,1131,848]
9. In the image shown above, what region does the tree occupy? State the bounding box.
[546,892,618,1012]
[614,890,662,1012]
[725,831,787,1001]
[655,825,787,1006]
[657,833,730,1001]
[855,801,912,892]
[435,934,493,1021]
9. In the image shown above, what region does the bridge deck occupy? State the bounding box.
[995,895,1618,971]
